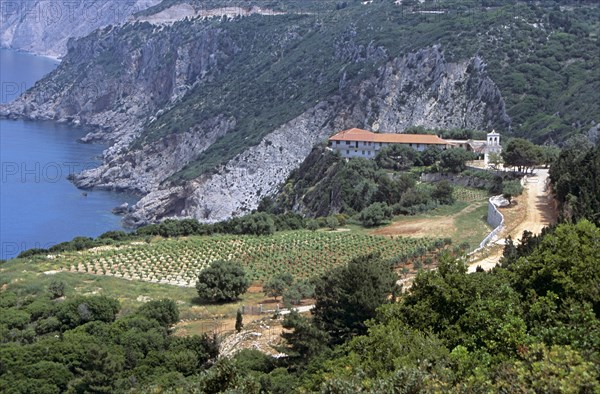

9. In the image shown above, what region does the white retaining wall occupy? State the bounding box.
[469,195,505,256]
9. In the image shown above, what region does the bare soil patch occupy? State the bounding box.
[372,216,455,237]
[371,202,482,238]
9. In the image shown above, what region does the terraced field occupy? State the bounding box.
[55,231,446,287]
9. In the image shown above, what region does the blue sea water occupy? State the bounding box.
[0,49,138,259]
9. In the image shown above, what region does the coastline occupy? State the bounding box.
[0,46,61,62]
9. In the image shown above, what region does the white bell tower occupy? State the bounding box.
[484,130,501,167]
[487,130,500,147]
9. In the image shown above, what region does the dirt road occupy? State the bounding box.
[468,169,557,272]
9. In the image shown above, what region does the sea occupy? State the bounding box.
[0,49,138,259]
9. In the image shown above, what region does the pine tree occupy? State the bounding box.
[235,309,243,333]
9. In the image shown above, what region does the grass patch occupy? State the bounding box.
[453,204,492,250]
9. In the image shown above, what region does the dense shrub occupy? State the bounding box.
[56,296,120,329]
[137,299,180,328]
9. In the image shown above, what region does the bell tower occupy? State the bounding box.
[484,130,501,167]
[487,130,500,147]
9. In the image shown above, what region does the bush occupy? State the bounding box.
[334,213,348,226]
[307,220,319,231]
[502,180,524,204]
[56,296,120,329]
[26,298,56,321]
[359,202,393,227]
[284,280,315,305]
[17,248,49,258]
[376,145,418,170]
[431,180,455,205]
[226,212,276,236]
[98,230,129,241]
[234,349,273,373]
[0,308,31,330]
[35,316,61,335]
[235,310,243,333]
[325,216,339,230]
[440,149,475,173]
[420,146,443,166]
[137,299,180,328]
[264,272,294,300]
[48,279,65,299]
[196,260,250,303]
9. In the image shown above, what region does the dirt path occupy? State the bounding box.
[507,170,556,238]
[468,169,557,272]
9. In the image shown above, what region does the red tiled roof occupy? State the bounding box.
[329,128,449,145]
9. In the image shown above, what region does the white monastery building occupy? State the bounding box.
[328,128,501,166]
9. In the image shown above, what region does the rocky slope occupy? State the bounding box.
[0,0,159,58]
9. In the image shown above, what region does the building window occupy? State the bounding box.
[336,141,340,145]
[346,141,350,145]
[362,150,365,155]
[346,150,350,155]
[409,143,413,147]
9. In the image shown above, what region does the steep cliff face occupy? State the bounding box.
[176,47,510,223]
[75,114,236,194]
[0,0,159,58]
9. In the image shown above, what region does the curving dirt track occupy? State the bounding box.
[468,169,557,272]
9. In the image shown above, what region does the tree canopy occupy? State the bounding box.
[550,144,600,225]
[440,149,474,173]
[312,254,398,344]
[291,221,600,392]
[502,138,543,173]
[196,260,250,303]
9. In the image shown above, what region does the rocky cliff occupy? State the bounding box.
[0,4,512,226]
[0,0,159,58]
